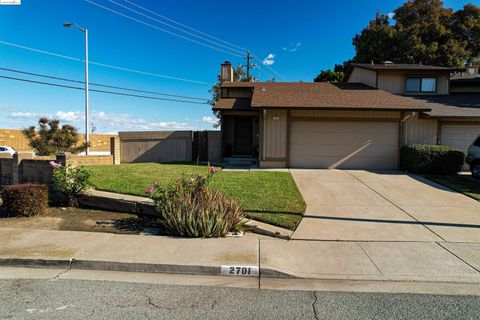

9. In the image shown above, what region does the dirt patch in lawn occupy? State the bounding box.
[0,206,157,235]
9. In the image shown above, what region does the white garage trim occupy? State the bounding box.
[288,120,400,169]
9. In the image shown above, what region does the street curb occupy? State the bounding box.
[0,258,295,279]
[0,258,71,269]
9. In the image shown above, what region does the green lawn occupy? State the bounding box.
[423,174,480,201]
[85,163,306,230]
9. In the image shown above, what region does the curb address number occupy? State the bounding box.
[221,265,259,277]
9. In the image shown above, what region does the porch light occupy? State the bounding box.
[272,115,280,121]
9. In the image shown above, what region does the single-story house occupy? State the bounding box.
[213,62,480,169]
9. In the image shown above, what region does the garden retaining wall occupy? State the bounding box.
[0,152,119,187]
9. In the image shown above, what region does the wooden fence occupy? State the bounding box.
[119,130,221,163]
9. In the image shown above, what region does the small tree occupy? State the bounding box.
[314,70,345,82]
[50,161,91,207]
[23,117,89,155]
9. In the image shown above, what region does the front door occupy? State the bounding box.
[234,117,252,155]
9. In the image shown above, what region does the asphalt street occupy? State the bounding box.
[0,279,479,319]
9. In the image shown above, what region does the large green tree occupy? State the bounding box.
[352,0,477,68]
[23,117,89,155]
[453,3,480,63]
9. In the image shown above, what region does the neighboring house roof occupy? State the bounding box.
[349,63,455,71]
[214,82,431,111]
[410,94,480,119]
[450,74,480,84]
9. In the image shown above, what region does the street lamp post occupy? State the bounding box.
[64,22,89,155]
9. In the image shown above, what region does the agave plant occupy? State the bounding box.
[147,165,244,237]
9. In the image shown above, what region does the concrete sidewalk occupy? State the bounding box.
[1,228,480,285]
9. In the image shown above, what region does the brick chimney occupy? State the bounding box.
[220,61,234,83]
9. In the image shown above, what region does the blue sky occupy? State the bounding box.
[0,0,476,133]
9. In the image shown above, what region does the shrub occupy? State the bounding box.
[0,184,48,217]
[400,144,465,175]
[147,166,244,238]
[50,161,91,207]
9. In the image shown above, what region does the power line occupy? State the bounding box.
[0,40,207,84]
[252,55,288,81]
[85,0,244,58]
[0,75,209,105]
[123,0,248,52]
[108,0,245,55]
[0,67,209,101]
[112,0,288,81]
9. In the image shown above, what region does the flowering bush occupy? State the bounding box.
[50,161,91,207]
[146,166,244,237]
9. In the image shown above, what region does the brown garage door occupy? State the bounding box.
[289,121,399,169]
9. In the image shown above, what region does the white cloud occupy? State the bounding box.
[89,111,194,132]
[387,12,395,19]
[200,116,218,126]
[55,111,82,121]
[262,53,276,66]
[283,42,302,52]
[9,112,38,119]
[3,108,213,132]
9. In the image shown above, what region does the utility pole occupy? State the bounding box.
[246,50,252,80]
[64,22,89,155]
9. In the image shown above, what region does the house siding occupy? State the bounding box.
[263,109,287,160]
[290,110,400,119]
[405,114,438,145]
[377,71,449,95]
[347,68,377,87]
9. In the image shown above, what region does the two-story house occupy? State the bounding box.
[213,62,480,170]
[346,63,480,161]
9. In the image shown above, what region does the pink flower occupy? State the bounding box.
[153,181,158,186]
[49,161,61,168]
[145,186,154,194]
[209,166,219,173]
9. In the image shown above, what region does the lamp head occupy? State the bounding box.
[63,22,73,28]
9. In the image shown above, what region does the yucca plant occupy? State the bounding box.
[147,166,244,237]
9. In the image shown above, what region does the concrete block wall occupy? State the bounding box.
[70,155,114,166]
[0,158,13,185]
[0,128,117,153]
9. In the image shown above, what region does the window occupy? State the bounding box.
[405,77,436,93]
[0,147,5,152]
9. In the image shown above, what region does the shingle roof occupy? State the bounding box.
[411,94,480,119]
[213,98,252,110]
[350,63,455,71]
[214,82,431,111]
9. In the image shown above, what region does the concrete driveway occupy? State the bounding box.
[291,170,480,242]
